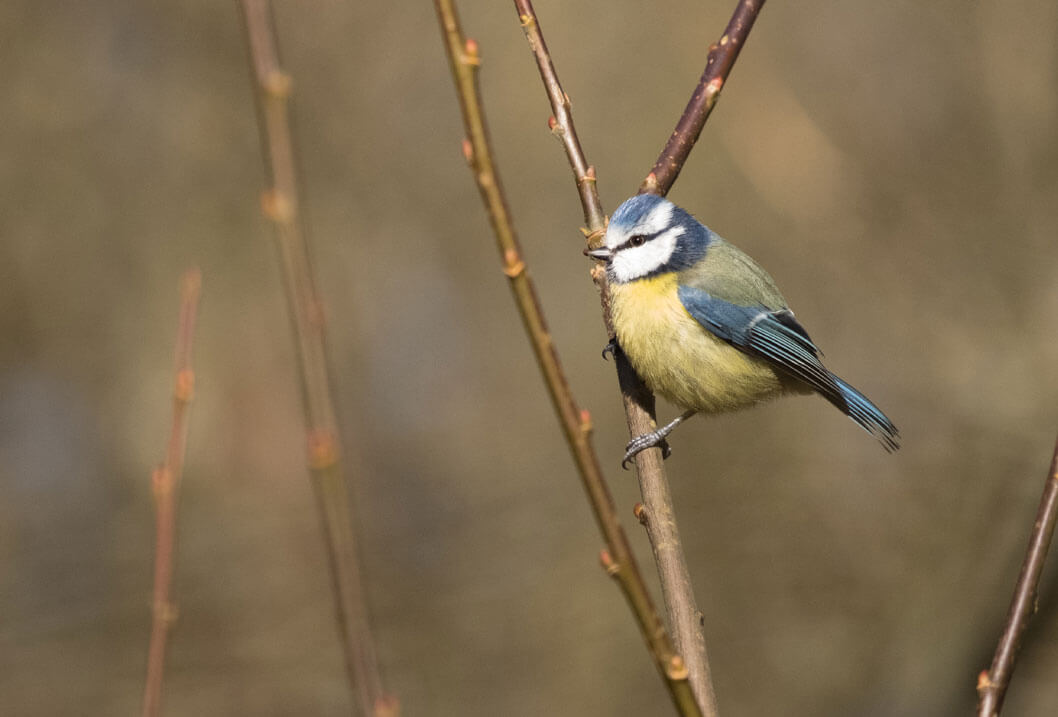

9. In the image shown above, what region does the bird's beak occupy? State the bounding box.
[584,246,612,261]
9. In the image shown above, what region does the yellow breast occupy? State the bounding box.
[610,274,785,413]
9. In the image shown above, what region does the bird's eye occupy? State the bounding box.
[629,235,646,247]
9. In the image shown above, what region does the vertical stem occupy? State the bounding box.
[513,1,774,712]
[977,434,1058,716]
[631,1,765,707]
[142,268,202,717]
[237,3,395,715]
[621,364,713,713]
[436,2,702,715]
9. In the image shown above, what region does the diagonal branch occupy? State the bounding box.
[142,268,202,717]
[977,434,1058,716]
[237,3,396,715]
[436,1,701,715]
[512,0,774,712]
[515,10,606,234]
[640,0,767,196]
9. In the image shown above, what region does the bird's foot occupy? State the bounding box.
[620,410,697,469]
[601,338,621,361]
[621,433,672,469]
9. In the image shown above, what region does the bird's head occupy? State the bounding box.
[586,195,711,283]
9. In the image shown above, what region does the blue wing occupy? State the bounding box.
[677,285,899,450]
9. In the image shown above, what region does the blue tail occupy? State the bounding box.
[830,376,900,452]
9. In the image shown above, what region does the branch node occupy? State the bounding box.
[641,171,659,195]
[518,13,534,29]
[633,502,648,525]
[174,369,195,404]
[502,248,526,278]
[582,225,606,248]
[667,655,690,681]
[599,548,620,577]
[260,189,295,223]
[462,38,481,66]
[263,70,292,98]
[307,429,339,470]
[578,409,593,435]
[373,695,402,717]
[477,169,495,190]
[152,600,179,625]
[461,138,474,165]
[152,466,173,502]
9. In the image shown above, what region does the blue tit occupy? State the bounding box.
[587,194,899,465]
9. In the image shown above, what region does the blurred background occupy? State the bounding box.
[3,1,1058,714]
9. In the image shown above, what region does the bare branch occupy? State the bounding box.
[142,268,201,717]
[436,1,701,714]
[629,3,768,706]
[640,0,766,196]
[977,434,1058,716]
[515,9,605,233]
[237,3,396,715]
[513,1,755,712]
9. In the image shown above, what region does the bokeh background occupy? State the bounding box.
[4,1,1058,715]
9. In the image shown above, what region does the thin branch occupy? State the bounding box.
[514,1,746,713]
[976,434,1058,716]
[142,268,202,717]
[435,2,701,715]
[237,3,395,715]
[515,10,605,233]
[640,0,766,196]
[627,0,767,701]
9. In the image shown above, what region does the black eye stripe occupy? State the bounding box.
[615,229,661,252]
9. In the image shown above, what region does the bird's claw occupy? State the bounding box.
[621,433,672,470]
[601,338,620,361]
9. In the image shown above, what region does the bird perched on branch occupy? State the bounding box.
[587,194,899,466]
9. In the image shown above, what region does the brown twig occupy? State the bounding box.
[640,0,766,196]
[514,0,762,712]
[976,434,1058,716]
[142,268,201,717]
[436,2,701,715]
[627,2,768,701]
[237,3,395,715]
[631,1,778,710]
[514,9,605,234]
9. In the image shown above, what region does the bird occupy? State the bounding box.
[586,194,899,466]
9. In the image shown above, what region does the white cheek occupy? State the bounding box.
[611,227,681,282]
